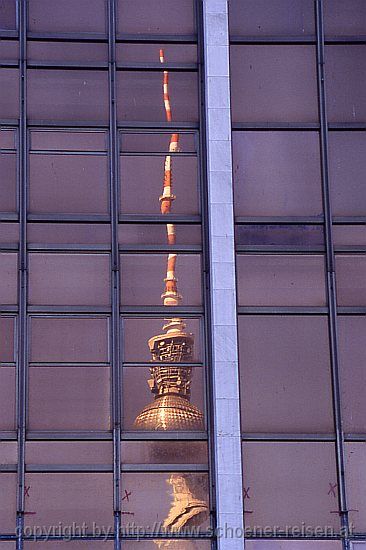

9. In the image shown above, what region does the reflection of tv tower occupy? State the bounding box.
[133,50,208,545]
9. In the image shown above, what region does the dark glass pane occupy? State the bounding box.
[122,317,202,363]
[29,253,110,306]
[29,154,109,214]
[233,132,322,216]
[117,0,195,35]
[28,223,110,245]
[0,152,16,212]
[0,70,19,119]
[28,42,108,63]
[0,0,16,30]
[329,132,366,216]
[0,129,16,149]
[28,0,107,33]
[0,442,16,464]
[336,255,366,306]
[122,366,205,431]
[30,130,107,151]
[326,46,366,123]
[117,43,197,64]
[231,46,318,123]
[324,0,366,36]
[121,441,207,464]
[28,70,109,122]
[28,367,111,430]
[229,0,315,36]
[0,367,15,430]
[120,132,196,153]
[24,544,113,550]
[338,316,366,433]
[0,223,19,244]
[117,72,198,122]
[26,441,113,465]
[120,156,199,215]
[24,473,113,531]
[345,443,366,532]
[0,316,15,362]
[0,40,18,61]
[120,473,209,531]
[246,543,342,550]
[0,252,17,305]
[239,316,333,433]
[122,544,209,550]
[120,254,202,306]
[30,316,109,363]
[242,442,339,533]
[0,474,16,532]
[333,226,366,247]
[236,254,326,306]
[235,225,324,247]
[118,224,201,246]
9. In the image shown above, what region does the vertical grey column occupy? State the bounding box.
[202,1,244,548]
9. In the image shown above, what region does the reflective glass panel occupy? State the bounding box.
[324,0,366,35]
[0,474,16,532]
[336,255,366,306]
[117,0,195,35]
[26,441,113,465]
[235,225,324,247]
[345,443,366,532]
[0,367,15,430]
[28,0,107,33]
[0,316,15,363]
[28,223,111,245]
[0,0,16,30]
[0,70,19,119]
[121,441,208,464]
[118,225,201,246]
[0,253,17,305]
[0,152,16,213]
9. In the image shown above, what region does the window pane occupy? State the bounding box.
[28,0,107,33]
[122,544,209,550]
[0,0,16,30]
[0,41,18,61]
[28,223,111,245]
[117,43,197,64]
[242,442,339,533]
[122,317,202,363]
[118,225,201,246]
[231,46,318,123]
[30,130,107,152]
[28,253,110,306]
[117,0,195,35]
[238,316,333,433]
[117,72,198,122]
[24,474,113,532]
[329,132,366,216]
[28,367,111,430]
[0,252,17,305]
[338,316,366,433]
[345,443,366,532]
[229,0,315,36]
[0,70,19,119]
[333,226,366,248]
[29,154,109,214]
[235,225,324,247]
[24,544,113,550]
[0,129,16,149]
[233,132,322,216]
[0,316,15,362]
[26,441,113,465]
[121,441,207,464]
[120,132,196,153]
[120,156,199,215]
[0,152,16,212]
[28,42,108,63]
[324,0,366,36]
[0,442,17,464]
[336,255,366,306]
[120,254,202,306]
[246,543,342,550]
[326,46,366,123]
[30,316,109,363]
[28,70,109,122]
[236,254,326,306]
[121,473,209,531]
[0,474,16,533]
[122,366,205,431]
[0,367,15,430]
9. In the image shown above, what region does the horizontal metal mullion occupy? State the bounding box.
[329,123,366,130]
[237,306,329,315]
[0,244,19,251]
[118,121,199,130]
[121,431,207,441]
[0,465,18,472]
[26,431,113,440]
[236,245,325,253]
[337,307,366,314]
[29,150,107,156]
[119,245,202,253]
[29,362,111,367]
[242,433,336,442]
[116,62,197,71]
[334,247,366,254]
[123,362,203,368]
[232,122,320,131]
[27,213,110,223]
[0,61,18,68]
[27,32,108,42]
[119,214,201,224]
[0,30,18,38]
[120,151,196,157]
[235,216,324,225]
[120,306,203,315]
[27,61,108,70]
[0,431,17,440]
[28,306,112,314]
[121,463,208,472]
[116,34,197,43]
[27,120,109,129]
[26,464,113,473]
[27,244,111,252]
[333,216,366,224]
[344,434,366,442]
[0,306,18,313]
[0,118,19,126]
[0,213,18,221]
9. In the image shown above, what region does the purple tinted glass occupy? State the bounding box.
[118,224,201,246]
[229,0,315,36]
[24,544,113,550]
[326,46,366,123]
[0,0,16,30]
[246,543,342,550]
[333,226,366,247]
[30,130,107,151]
[345,443,366,531]
[235,225,324,247]
[0,152,16,212]
[28,367,111,430]
[117,0,195,35]
[0,129,16,149]
[336,255,366,306]
[120,133,196,153]
[30,316,109,363]
[121,441,208,464]
[0,316,14,362]
[231,46,318,123]
[120,254,202,306]
[28,70,109,122]
[0,474,16,532]
[28,0,107,33]
[324,0,366,35]
[26,441,113,465]
[28,223,110,245]
[239,316,333,433]
[29,154,109,214]
[28,253,110,306]
[28,42,108,63]
[0,223,19,244]
[242,442,339,532]
[117,43,197,64]
[0,40,18,61]
[117,72,198,122]
[120,156,199,215]
[236,254,326,306]
[0,253,17,305]
[0,70,19,118]
[123,544,209,550]
[0,368,15,430]
[233,132,322,216]
[329,132,366,216]
[0,442,16,465]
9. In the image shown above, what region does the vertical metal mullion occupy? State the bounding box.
[16,1,27,549]
[315,2,349,548]
[108,1,122,548]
